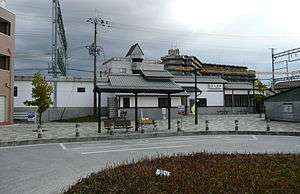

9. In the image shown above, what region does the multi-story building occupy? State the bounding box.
[0,5,15,125]
[162,49,256,114]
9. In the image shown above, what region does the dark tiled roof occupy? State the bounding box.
[173,75,227,84]
[181,86,202,92]
[141,70,174,79]
[96,74,183,93]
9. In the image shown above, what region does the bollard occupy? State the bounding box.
[140,121,145,133]
[75,124,80,137]
[205,120,209,131]
[235,120,239,131]
[37,124,42,138]
[109,124,114,135]
[177,120,182,132]
[266,119,270,131]
[153,121,158,131]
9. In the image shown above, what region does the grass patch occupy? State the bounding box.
[64,153,300,194]
[59,115,97,123]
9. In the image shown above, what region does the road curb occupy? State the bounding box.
[0,130,299,147]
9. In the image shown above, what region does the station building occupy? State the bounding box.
[14,43,256,122]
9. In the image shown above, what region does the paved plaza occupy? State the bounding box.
[0,114,299,143]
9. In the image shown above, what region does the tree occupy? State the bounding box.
[255,80,268,117]
[24,72,53,125]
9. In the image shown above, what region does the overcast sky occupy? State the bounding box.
[6,0,300,79]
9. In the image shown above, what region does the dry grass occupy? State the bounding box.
[64,153,300,194]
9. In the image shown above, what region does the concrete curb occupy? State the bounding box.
[0,130,299,147]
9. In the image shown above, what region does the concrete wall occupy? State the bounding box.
[198,107,254,114]
[119,108,181,120]
[119,106,254,121]
[0,7,15,125]
[265,101,300,122]
[14,107,108,123]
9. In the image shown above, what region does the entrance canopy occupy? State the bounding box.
[94,74,184,132]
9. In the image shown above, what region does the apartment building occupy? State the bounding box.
[0,5,15,125]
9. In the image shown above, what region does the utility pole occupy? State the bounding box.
[194,68,198,125]
[271,48,275,90]
[86,16,110,116]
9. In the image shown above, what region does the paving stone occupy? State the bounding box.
[0,114,299,143]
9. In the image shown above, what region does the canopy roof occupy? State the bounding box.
[95,74,183,94]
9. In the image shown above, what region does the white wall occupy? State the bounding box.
[56,82,94,107]
[104,59,132,75]
[14,81,55,108]
[14,81,110,108]
[179,83,224,106]
[119,96,182,108]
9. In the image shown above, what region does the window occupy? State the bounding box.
[225,95,232,107]
[123,98,130,108]
[120,68,126,73]
[234,95,249,107]
[0,18,11,36]
[158,98,169,108]
[197,98,207,107]
[14,86,18,97]
[0,55,10,70]
[77,87,85,93]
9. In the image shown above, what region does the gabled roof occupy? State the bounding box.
[141,69,174,80]
[95,74,183,94]
[265,86,300,102]
[125,43,144,57]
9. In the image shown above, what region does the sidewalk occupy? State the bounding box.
[0,114,299,146]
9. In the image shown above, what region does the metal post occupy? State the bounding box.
[253,80,256,113]
[266,119,270,131]
[98,92,101,133]
[135,93,138,132]
[235,120,239,131]
[93,22,98,117]
[168,93,171,130]
[271,48,275,90]
[194,68,198,125]
[205,120,209,131]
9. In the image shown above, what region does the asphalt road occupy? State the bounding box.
[0,135,299,194]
